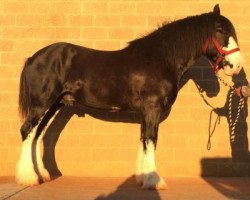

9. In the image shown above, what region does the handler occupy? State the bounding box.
[235,85,250,98]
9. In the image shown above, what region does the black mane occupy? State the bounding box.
[127,12,236,64]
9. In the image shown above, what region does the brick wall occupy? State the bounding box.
[0,0,250,178]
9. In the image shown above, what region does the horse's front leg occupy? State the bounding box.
[136,105,167,190]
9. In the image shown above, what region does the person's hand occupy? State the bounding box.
[235,86,242,97]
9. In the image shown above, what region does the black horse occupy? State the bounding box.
[16,5,243,189]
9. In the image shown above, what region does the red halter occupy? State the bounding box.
[202,36,240,73]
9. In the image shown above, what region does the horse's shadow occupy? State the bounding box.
[94,175,161,200]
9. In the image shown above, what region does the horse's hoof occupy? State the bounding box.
[41,169,51,182]
[155,178,167,190]
[16,159,40,186]
[16,170,39,186]
[43,175,51,182]
[141,174,167,190]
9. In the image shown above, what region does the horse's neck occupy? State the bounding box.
[175,45,204,87]
[176,48,201,75]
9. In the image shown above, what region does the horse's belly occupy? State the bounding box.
[76,85,131,111]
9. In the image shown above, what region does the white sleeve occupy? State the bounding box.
[241,85,250,97]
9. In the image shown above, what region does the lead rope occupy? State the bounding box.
[207,108,220,150]
[217,74,245,142]
[228,89,245,142]
[195,83,220,150]
[195,74,245,150]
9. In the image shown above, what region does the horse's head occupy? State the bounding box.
[202,4,243,77]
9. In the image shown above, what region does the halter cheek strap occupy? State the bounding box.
[202,36,240,73]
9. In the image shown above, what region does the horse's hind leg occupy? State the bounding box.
[136,105,167,190]
[35,105,63,183]
[16,106,51,186]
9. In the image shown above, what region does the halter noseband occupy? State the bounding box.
[202,36,240,73]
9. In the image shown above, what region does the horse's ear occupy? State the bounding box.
[213,4,220,16]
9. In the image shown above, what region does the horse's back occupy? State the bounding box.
[21,42,133,110]
[21,41,175,112]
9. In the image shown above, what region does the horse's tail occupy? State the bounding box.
[19,58,31,120]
